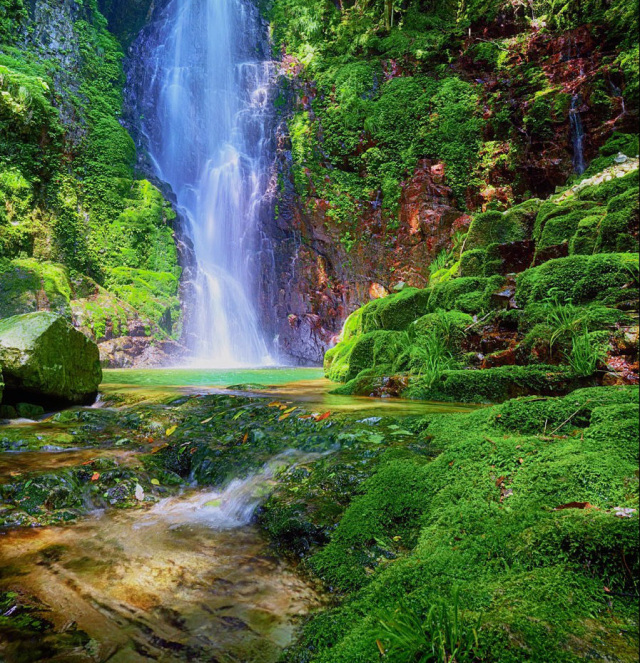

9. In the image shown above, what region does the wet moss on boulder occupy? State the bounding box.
[0,312,102,405]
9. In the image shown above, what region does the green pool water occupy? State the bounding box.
[102,366,324,388]
[101,367,478,416]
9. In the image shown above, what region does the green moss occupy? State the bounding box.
[459,248,487,277]
[569,214,604,255]
[516,253,639,307]
[106,266,181,337]
[310,458,432,590]
[360,288,431,333]
[344,330,407,381]
[284,386,639,663]
[577,169,639,204]
[324,337,356,382]
[466,209,528,251]
[0,258,71,318]
[404,365,581,403]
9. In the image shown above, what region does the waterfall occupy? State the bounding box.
[132,0,276,367]
[569,94,586,175]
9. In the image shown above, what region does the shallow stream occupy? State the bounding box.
[0,368,476,662]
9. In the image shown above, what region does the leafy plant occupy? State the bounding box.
[428,248,454,278]
[402,327,456,387]
[566,327,606,377]
[377,588,480,662]
[543,298,586,350]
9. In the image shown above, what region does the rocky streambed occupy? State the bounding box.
[0,371,467,662]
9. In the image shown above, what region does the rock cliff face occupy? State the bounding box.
[0,0,637,368]
[258,13,638,364]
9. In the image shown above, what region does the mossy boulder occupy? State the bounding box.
[404,365,583,402]
[516,253,639,307]
[360,288,431,333]
[465,201,536,251]
[0,312,102,405]
[344,330,407,381]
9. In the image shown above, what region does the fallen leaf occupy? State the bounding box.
[242,432,249,443]
[278,412,292,421]
[151,444,168,454]
[91,472,100,481]
[315,411,331,421]
[518,458,523,464]
[150,479,160,486]
[283,406,297,414]
[376,640,385,656]
[165,425,178,436]
[204,499,221,508]
[267,402,282,408]
[554,502,593,510]
[604,586,611,593]
[82,460,96,466]
[134,484,145,501]
[200,417,212,424]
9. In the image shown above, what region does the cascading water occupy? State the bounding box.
[569,94,586,175]
[133,0,276,367]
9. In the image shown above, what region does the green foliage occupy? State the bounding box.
[378,589,480,663]
[516,253,639,307]
[0,1,182,343]
[566,328,606,377]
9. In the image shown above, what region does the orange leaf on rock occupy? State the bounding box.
[91,472,100,481]
[315,411,331,421]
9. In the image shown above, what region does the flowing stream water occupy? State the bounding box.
[0,370,479,662]
[133,0,276,367]
[0,454,322,663]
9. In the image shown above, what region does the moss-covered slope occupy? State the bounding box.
[0,0,183,365]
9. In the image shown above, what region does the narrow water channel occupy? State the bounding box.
[0,462,321,662]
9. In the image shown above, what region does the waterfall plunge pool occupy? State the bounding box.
[101,367,478,417]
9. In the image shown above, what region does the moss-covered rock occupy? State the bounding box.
[404,365,584,402]
[281,386,639,663]
[465,203,534,251]
[0,258,72,319]
[516,253,639,307]
[360,287,431,333]
[0,312,102,405]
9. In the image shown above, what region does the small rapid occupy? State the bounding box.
[138,450,321,530]
[0,453,322,663]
